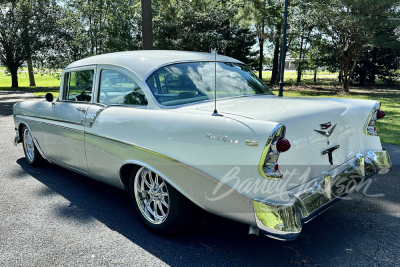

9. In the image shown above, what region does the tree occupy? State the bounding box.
[353,23,400,85]
[37,0,142,72]
[310,0,400,92]
[141,0,153,49]
[237,0,284,81]
[153,0,255,63]
[0,0,60,88]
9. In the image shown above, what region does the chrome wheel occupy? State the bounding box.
[134,167,170,224]
[23,128,35,162]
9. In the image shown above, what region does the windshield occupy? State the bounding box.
[146,62,273,106]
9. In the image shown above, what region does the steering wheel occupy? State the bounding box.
[74,87,92,102]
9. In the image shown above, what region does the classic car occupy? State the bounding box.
[13,50,392,240]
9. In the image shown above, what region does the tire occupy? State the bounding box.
[22,125,45,166]
[129,166,194,236]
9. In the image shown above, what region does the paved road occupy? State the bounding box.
[1,91,399,267]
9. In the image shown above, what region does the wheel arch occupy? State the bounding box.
[118,160,203,209]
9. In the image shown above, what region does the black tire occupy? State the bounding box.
[129,166,194,236]
[21,125,45,167]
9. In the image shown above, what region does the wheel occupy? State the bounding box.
[22,126,44,166]
[129,166,194,236]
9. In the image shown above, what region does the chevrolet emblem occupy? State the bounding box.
[314,123,337,137]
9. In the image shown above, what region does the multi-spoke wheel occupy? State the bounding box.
[129,166,195,236]
[134,167,170,224]
[22,126,44,166]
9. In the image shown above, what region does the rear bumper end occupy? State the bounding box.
[254,149,392,241]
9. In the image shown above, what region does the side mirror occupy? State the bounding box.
[45,93,54,102]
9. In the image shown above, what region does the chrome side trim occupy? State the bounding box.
[86,104,147,128]
[86,131,254,206]
[41,120,84,133]
[15,114,84,128]
[87,106,107,127]
[254,150,391,241]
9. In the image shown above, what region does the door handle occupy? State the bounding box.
[76,107,87,113]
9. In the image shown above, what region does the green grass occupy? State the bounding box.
[272,90,400,146]
[0,69,60,88]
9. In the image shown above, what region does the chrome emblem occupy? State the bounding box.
[206,134,240,144]
[245,140,258,146]
[320,122,331,130]
[314,123,337,137]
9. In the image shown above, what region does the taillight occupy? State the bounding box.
[276,137,291,152]
[377,110,385,119]
[365,103,383,136]
[258,125,290,180]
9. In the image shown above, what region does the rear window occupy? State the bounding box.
[146,62,273,106]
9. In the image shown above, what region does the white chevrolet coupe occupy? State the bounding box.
[13,51,392,240]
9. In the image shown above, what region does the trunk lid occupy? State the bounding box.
[194,95,357,182]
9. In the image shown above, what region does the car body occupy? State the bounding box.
[13,51,392,240]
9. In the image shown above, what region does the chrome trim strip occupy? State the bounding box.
[86,104,147,128]
[15,114,84,128]
[85,131,254,205]
[41,120,84,133]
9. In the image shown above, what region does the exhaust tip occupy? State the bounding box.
[248,225,259,237]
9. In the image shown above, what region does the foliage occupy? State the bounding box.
[308,0,400,92]
[153,0,256,64]
[0,0,61,87]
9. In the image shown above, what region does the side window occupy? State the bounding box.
[63,70,94,102]
[99,70,148,106]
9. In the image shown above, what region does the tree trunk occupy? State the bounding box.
[141,0,153,50]
[10,68,18,88]
[342,76,349,93]
[27,59,36,87]
[259,39,264,80]
[296,33,305,83]
[313,69,317,84]
[271,24,282,85]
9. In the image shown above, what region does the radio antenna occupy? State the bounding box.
[211,48,223,117]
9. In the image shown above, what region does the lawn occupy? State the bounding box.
[0,69,60,88]
[271,90,400,146]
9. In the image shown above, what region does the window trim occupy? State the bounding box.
[60,65,97,103]
[95,66,149,108]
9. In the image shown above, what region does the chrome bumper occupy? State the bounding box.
[254,149,392,241]
[14,128,20,147]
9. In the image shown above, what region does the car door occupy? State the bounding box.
[84,66,148,186]
[42,67,96,174]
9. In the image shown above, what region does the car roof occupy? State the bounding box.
[65,50,243,80]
